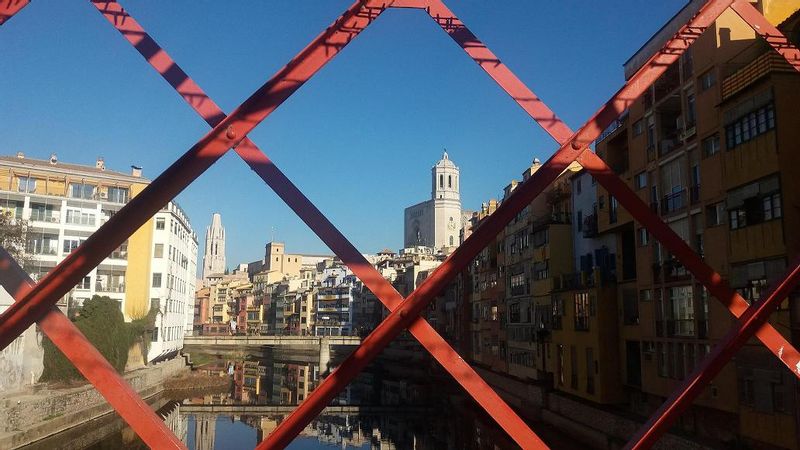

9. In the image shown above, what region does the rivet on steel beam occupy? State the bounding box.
[571,140,582,150]
[226,126,236,140]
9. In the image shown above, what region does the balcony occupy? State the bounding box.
[660,189,687,216]
[658,133,680,157]
[654,63,680,103]
[532,211,571,229]
[663,258,690,282]
[722,51,796,101]
[95,282,125,293]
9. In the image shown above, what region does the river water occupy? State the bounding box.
[24,342,582,449]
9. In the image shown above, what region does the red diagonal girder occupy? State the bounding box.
[88,1,548,448]
[0,0,797,449]
[0,249,186,449]
[265,0,763,447]
[0,0,385,350]
[0,0,29,26]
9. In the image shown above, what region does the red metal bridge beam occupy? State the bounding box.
[0,248,186,449]
[623,260,800,449]
[0,0,29,26]
[731,0,800,71]
[88,1,548,448]
[0,0,383,350]
[261,0,737,447]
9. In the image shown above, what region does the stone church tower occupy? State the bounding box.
[202,212,226,279]
[404,151,463,251]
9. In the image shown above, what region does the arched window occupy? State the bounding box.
[449,235,454,246]
[439,174,444,188]
[448,175,452,188]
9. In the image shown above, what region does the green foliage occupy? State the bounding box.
[40,295,154,383]
[0,211,33,269]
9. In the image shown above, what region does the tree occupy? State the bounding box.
[0,211,33,269]
[40,295,149,382]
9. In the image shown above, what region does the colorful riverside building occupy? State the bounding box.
[593,2,800,448]
[448,3,800,448]
[0,153,198,363]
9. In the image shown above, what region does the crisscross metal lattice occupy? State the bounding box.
[1,1,799,449]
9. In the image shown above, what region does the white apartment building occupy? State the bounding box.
[148,202,198,362]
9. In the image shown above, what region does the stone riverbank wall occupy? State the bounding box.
[0,357,187,449]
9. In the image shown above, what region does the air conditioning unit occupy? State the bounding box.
[675,116,684,131]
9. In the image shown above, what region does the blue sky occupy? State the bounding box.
[0,0,685,269]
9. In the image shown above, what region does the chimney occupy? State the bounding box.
[131,165,142,177]
[15,152,24,159]
[95,157,105,171]
[49,153,57,165]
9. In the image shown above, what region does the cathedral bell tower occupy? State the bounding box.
[431,150,460,202]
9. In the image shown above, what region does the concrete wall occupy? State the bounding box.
[0,287,43,393]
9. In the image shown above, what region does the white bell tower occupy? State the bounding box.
[431,150,460,201]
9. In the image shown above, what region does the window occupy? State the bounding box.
[154,243,164,258]
[439,174,443,188]
[729,208,747,230]
[640,289,652,302]
[725,103,775,150]
[533,228,548,247]
[623,290,639,325]
[534,261,549,280]
[574,292,590,331]
[576,178,582,194]
[68,182,96,199]
[762,192,782,221]
[509,272,527,296]
[65,209,96,226]
[633,119,643,136]
[18,176,36,193]
[646,118,656,149]
[63,239,82,254]
[731,259,785,303]
[702,134,720,157]
[577,211,583,232]
[638,227,649,246]
[107,186,129,203]
[667,286,694,337]
[699,69,716,91]
[448,175,452,188]
[727,177,781,230]
[552,297,563,330]
[152,273,162,288]
[686,93,696,126]
[29,203,53,221]
[586,347,595,394]
[509,303,521,323]
[609,196,618,224]
[76,276,91,290]
[634,172,647,190]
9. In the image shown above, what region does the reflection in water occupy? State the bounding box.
[32,346,581,449]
